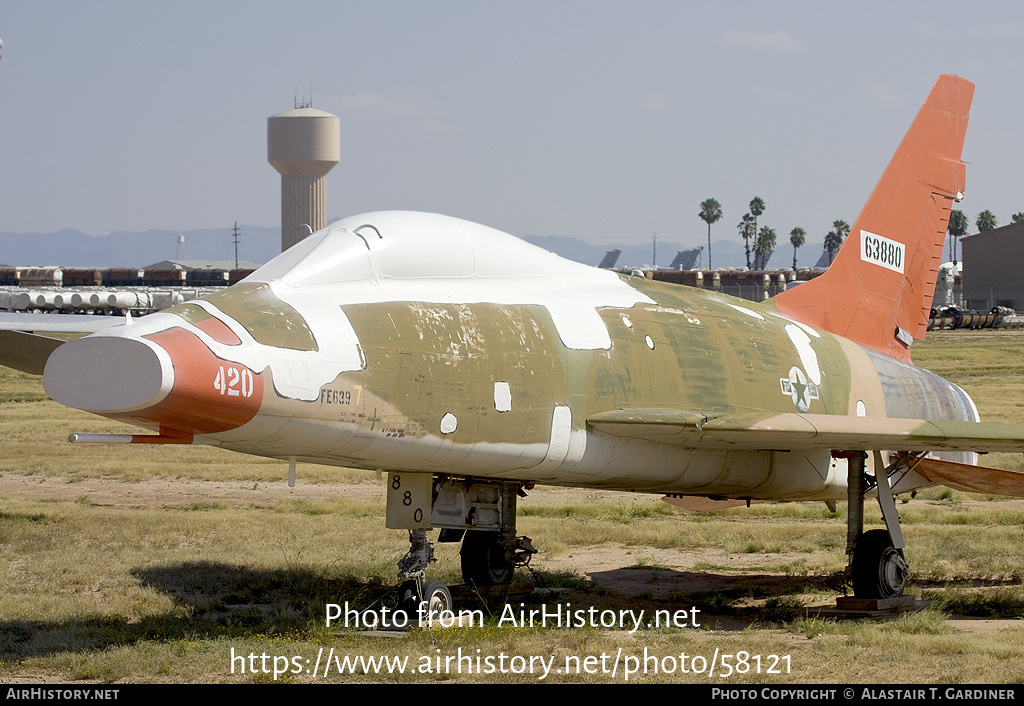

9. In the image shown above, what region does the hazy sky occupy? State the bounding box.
[2,1,1023,257]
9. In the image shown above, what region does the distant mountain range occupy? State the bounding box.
[0,224,794,271]
[0,226,281,269]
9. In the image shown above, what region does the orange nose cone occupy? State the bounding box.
[44,328,263,436]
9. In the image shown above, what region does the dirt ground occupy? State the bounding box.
[1,472,1019,635]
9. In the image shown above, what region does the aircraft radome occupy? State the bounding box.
[3,74,1023,617]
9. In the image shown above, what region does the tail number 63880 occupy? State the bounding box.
[213,365,255,398]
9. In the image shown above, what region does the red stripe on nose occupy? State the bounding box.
[139,327,263,434]
[194,317,242,346]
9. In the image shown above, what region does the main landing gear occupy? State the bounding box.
[459,530,537,587]
[388,474,537,622]
[852,529,907,599]
[834,450,919,604]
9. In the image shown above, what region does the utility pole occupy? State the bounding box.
[232,222,241,269]
[652,231,657,270]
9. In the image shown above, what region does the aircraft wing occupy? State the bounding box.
[0,331,68,375]
[588,409,1024,497]
[0,313,126,375]
[0,313,126,334]
[587,409,1024,454]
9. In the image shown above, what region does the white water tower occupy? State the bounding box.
[268,105,340,251]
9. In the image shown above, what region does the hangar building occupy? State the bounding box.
[962,220,1024,311]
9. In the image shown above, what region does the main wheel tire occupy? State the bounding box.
[461,530,515,586]
[852,529,908,599]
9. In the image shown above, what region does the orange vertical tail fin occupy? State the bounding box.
[774,75,974,362]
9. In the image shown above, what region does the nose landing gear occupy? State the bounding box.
[396,528,453,624]
[388,473,538,623]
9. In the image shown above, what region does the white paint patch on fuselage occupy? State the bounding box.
[784,324,821,385]
[771,312,821,339]
[493,382,512,412]
[646,305,700,325]
[726,303,765,321]
[532,405,572,474]
[440,413,458,434]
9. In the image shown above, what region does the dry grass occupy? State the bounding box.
[2,479,1024,682]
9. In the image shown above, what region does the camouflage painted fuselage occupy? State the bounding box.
[43,212,979,501]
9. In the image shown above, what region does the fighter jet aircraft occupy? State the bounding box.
[4,74,1024,615]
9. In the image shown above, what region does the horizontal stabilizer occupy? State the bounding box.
[914,457,1024,497]
[587,408,1024,454]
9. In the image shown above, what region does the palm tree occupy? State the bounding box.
[976,210,998,232]
[754,226,776,270]
[698,198,723,270]
[789,227,806,271]
[1012,212,1024,223]
[749,197,765,227]
[738,213,756,269]
[947,210,968,266]
[824,219,850,265]
[749,198,766,264]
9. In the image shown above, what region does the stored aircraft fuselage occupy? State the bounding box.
[42,211,978,502]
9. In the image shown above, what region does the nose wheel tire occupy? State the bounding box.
[421,580,452,620]
[852,529,908,599]
[399,579,452,623]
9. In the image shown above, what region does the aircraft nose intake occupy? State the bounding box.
[43,327,264,435]
[43,335,172,413]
